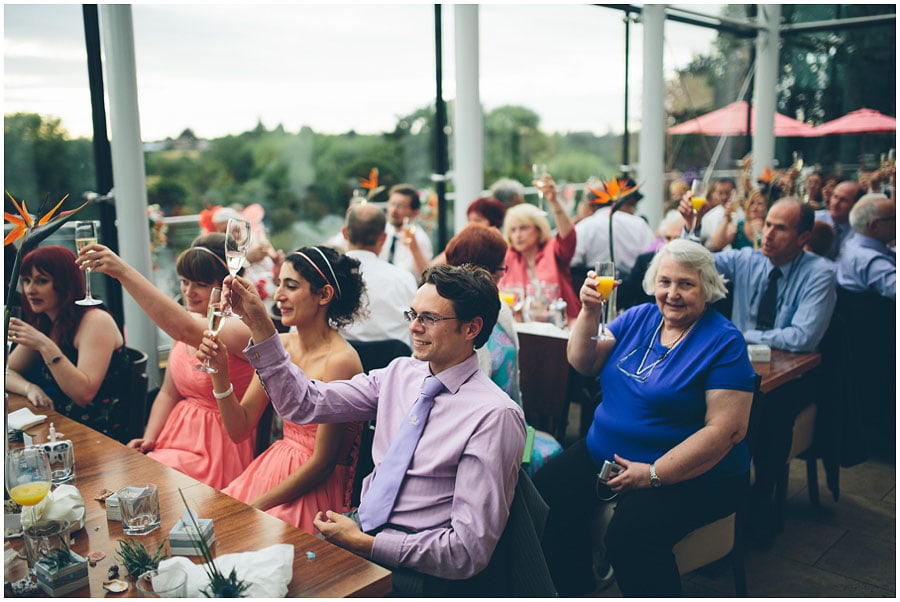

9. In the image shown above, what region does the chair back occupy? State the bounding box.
[254,402,276,457]
[834,288,895,460]
[449,468,557,596]
[348,339,412,373]
[518,331,570,443]
[347,339,412,507]
[123,347,149,443]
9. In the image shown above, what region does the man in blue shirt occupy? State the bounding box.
[814,179,861,260]
[681,196,837,544]
[837,193,896,299]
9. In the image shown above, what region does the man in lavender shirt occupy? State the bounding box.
[216,263,526,591]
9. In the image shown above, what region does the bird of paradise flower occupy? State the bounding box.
[4,191,91,337]
[359,168,379,193]
[587,177,641,269]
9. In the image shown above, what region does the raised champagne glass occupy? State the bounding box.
[689,179,706,242]
[74,221,102,306]
[532,163,548,215]
[221,218,251,318]
[591,261,616,341]
[195,288,224,374]
[402,216,417,244]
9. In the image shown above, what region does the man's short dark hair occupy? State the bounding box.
[389,184,421,211]
[345,204,386,247]
[422,264,499,349]
[715,177,737,190]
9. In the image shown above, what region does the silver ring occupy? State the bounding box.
[94,258,100,266]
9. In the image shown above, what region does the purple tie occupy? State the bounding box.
[358,375,444,532]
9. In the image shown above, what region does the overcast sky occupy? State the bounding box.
[4,3,722,141]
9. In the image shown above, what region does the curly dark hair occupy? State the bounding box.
[284,245,364,328]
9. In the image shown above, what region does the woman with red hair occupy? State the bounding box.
[5,245,129,441]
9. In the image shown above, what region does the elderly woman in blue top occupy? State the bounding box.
[534,238,755,597]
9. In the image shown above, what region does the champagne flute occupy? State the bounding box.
[689,180,706,242]
[7,447,52,572]
[221,218,251,318]
[591,261,616,341]
[402,216,417,244]
[74,221,102,306]
[532,163,549,215]
[195,288,224,374]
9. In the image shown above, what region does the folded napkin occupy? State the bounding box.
[20,484,85,531]
[158,543,294,598]
[8,407,47,431]
[514,320,569,339]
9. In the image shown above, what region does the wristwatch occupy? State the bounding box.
[649,463,662,488]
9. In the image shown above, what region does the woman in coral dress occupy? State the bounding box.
[204,246,366,533]
[82,234,256,488]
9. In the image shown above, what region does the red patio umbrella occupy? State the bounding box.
[812,108,896,135]
[668,100,815,137]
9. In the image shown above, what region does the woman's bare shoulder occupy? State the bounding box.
[328,337,364,380]
[77,308,123,345]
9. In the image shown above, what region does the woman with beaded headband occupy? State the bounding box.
[78,233,257,488]
[202,245,367,533]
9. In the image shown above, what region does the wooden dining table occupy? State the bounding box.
[751,348,822,394]
[4,394,392,598]
[514,322,822,437]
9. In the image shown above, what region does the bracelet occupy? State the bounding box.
[45,355,62,366]
[212,383,234,400]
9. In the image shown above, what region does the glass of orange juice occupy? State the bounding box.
[591,261,616,341]
[689,179,706,240]
[6,447,52,572]
[499,286,525,316]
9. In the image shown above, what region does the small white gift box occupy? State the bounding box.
[168,509,215,556]
[35,550,89,596]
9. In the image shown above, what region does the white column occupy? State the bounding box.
[752,4,780,182]
[637,4,665,228]
[452,5,483,235]
[100,5,160,388]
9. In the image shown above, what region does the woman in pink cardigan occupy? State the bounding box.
[498,175,580,322]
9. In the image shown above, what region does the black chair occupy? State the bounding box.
[773,310,851,533]
[348,339,412,374]
[254,402,276,457]
[389,468,557,597]
[123,347,149,443]
[449,468,557,596]
[347,339,413,507]
[834,288,896,460]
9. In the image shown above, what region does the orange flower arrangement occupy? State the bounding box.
[359,168,379,192]
[586,176,641,269]
[588,177,640,207]
[198,204,222,234]
[4,191,91,343]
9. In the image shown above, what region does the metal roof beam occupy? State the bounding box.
[781,13,896,35]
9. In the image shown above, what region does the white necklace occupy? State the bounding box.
[634,317,695,376]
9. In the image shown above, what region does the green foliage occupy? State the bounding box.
[115,538,168,578]
[6,108,620,241]
[4,113,95,205]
